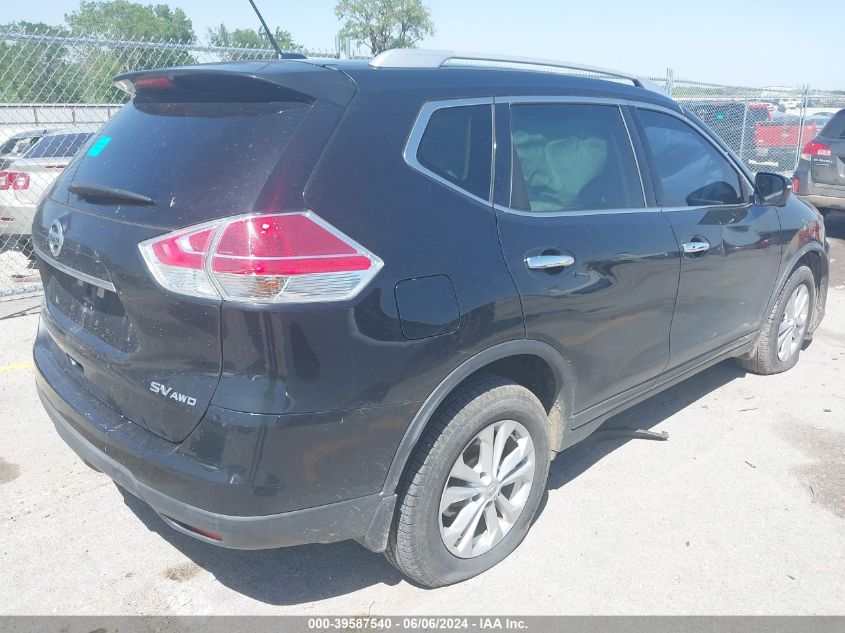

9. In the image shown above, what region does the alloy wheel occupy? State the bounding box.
[438,420,536,558]
[777,284,810,362]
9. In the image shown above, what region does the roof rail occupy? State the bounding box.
[370,49,664,94]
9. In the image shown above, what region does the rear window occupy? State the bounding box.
[66,98,311,219]
[24,133,91,159]
[820,110,845,139]
[1,135,40,155]
[416,104,493,201]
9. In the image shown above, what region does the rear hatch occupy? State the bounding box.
[810,111,845,188]
[33,63,353,442]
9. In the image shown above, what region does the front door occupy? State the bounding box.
[494,100,680,423]
[633,107,783,369]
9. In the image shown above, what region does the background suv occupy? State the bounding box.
[33,50,828,588]
[794,108,845,215]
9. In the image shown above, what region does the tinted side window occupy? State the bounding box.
[509,104,643,212]
[417,104,492,200]
[639,110,743,207]
[820,110,845,139]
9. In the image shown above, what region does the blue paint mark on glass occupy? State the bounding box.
[87,136,112,157]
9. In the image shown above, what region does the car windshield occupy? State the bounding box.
[23,133,92,159]
[0,135,39,155]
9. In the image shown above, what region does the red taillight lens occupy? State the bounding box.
[793,176,800,194]
[12,172,29,190]
[0,171,28,190]
[135,76,174,90]
[212,214,372,275]
[139,212,383,303]
[801,140,832,161]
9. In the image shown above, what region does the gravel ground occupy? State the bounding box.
[0,217,843,616]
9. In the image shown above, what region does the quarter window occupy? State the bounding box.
[509,103,643,212]
[416,104,492,201]
[638,109,744,207]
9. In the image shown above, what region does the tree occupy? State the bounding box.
[207,24,301,60]
[0,22,83,103]
[65,1,195,43]
[64,1,197,83]
[335,0,434,56]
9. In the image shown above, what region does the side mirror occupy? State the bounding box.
[755,172,791,207]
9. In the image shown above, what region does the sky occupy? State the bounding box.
[10,0,843,90]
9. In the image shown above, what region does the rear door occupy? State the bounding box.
[33,72,331,443]
[810,110,845,189]
[633,107,782,369]
[494,99,680,423]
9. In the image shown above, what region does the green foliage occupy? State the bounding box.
[65,0,194,43]
[207,24,300,51]
[0,22,83,103]
[335,0,434,55]
[65,0,196,76]
[206,24,301,60]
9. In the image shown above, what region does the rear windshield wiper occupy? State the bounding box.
[69,183,154,206]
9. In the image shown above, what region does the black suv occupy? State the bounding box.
[33,50,829,588]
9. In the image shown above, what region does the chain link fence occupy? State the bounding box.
[649,72,845,177]
[1,30,844,301]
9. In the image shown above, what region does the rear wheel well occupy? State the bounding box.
[795,249,827,331]
[422,353,566,456]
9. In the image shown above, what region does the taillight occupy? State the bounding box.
[0,171,29,190]
[801,140,832,161]
[139,212,383,303]
[134,76,174,90]
[793,176,800,194]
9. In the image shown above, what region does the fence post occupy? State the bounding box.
[665,67,674,97]
[795,85,810,170]
[738,97,749,167]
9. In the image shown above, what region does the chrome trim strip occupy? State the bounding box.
[403,97,495,207]
[492,205,660,217]
[33,244,117,292]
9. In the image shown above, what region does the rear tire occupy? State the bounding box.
[737,265,815,375]
[385,376,550,588]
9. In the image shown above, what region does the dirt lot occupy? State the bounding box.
[0,218,843,615]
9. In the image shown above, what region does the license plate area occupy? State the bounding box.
[42,264,138,353]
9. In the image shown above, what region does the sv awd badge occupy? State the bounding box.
[150,382,197,407]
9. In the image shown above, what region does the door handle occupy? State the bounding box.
[682,239,710,256]
[525,254,575,270]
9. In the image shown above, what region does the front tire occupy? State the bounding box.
[385,376,550,587]
[737,265,815,375]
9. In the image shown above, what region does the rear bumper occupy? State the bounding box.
[0,200,35,236]
[34,320,404,552]
[41,384,394,550]
[798,193,845,212]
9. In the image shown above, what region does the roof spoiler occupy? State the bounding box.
[114,62,356,107]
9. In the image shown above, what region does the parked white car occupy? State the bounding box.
[0,128,96,238]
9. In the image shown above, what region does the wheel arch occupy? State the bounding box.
[771,241,828,333]
[380,339,574,496]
